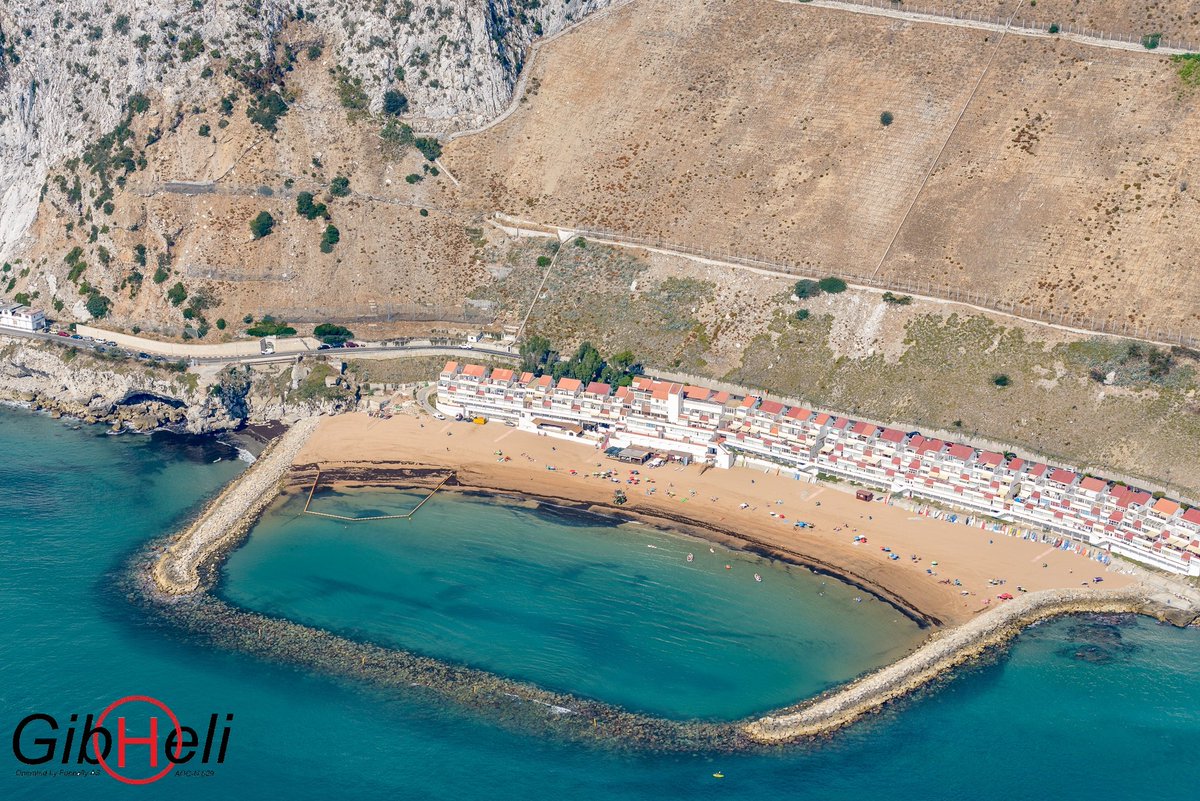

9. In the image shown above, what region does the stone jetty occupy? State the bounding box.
[153,416,320,594]
[743,584,1171,743]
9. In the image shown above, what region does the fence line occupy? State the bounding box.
[801,0,1199,53]
[501,215,1200,350]
[262,303,496,326]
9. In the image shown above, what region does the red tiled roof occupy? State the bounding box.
[832,417,850,430]
[916,438,944,455]
[614,386,632,400]
[740,395,758,408]
[1182,508,1200,525]
[533,375,553,389]
[461,364,486,377]
[557,377,582,392]
[812,413,831,426]
[851,421,877,437]
[441,360,459,374]
[1048,468,1076,486]
[1006,458,1024,471]
[491,368,514,382]
[880,427,906,444]
[1153,497,1180,516]
[947,443,974,461]
[785,407,811,421]
[1079,476,1107,493]
[585,381,611,396]
[1027,463,1048,478]
[977,451,1003,466]
[759,400,785,415]
[711,391,731,404]
[683,385,711,400]
[519,372,534,383]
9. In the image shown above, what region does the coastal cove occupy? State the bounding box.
[3,405,1200,801]
[141,412,1199,751]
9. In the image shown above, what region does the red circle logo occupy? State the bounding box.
[92,696,183,785]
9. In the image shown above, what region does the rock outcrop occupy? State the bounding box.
[0,0,613,263]
[0,335,351,431]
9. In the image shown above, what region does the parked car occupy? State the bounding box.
[56,330,70,337]
[137,352,150,360]
[344,341,360,348]
[70,334,82,340]
[433,413,446,421]
[317,344,331,350]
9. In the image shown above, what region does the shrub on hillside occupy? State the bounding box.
[249,211,276,239]
[818,276,848,294]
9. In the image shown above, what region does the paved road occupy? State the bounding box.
[1,326,518,369]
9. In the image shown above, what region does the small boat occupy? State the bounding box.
[686,553,694,562]
[725,564,732,570]
[712,772,724,779]
[754,573,762,582]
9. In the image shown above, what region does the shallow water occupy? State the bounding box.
[1,407,1197,800]
[220,488,923,720]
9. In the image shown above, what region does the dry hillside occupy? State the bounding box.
[447,0,1200,338]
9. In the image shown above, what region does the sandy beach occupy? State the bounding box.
[294,412,1134,626]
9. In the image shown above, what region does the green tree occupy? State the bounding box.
[794,279,821,299]
[314,323,355,344]
[167,282,188,306]
[249,211,276,239]
[296,192,327,220]
[383,90,409,116]
[818,276,848,293]
[329,175,350,197]
[519,335,556,373]
[319,224,340,253]
[85,294,112,319]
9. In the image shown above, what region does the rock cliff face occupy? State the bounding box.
[0,335,351,431]
[0,0,612,262]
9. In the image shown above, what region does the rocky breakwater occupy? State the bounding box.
[153,416,320,595]
[743,584,1177,744]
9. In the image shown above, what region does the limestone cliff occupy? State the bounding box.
[0,0,612,265]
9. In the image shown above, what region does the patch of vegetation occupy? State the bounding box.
[880,110,894,126]
[1142,33,1162,50]
[1172,53,1200,87]
[536,255,552,267]
[383,89,409,115]
[167,282,188,306]
[319,224,340,253]
[249,211,276,239]
[520,336,643,386]
[179,33,205,62]
[818,276,848,293]
[405,173,423,184]
[329,175,350,197]
[246,91,288,131]
[314,323,354,344]
[296,192,328,220]
[334,66,368,112]
[198,124,210,137]
[795,309,810,321]
[794,279,821,299]
[85,293,112,319]
[246,316,297,337]
[992,373,1011,387]
[882,291,913,305]
[1048,23,1059,34]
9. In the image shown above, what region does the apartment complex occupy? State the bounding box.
[437,362,1200,576]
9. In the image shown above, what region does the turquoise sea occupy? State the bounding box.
[2,406,1198,799]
